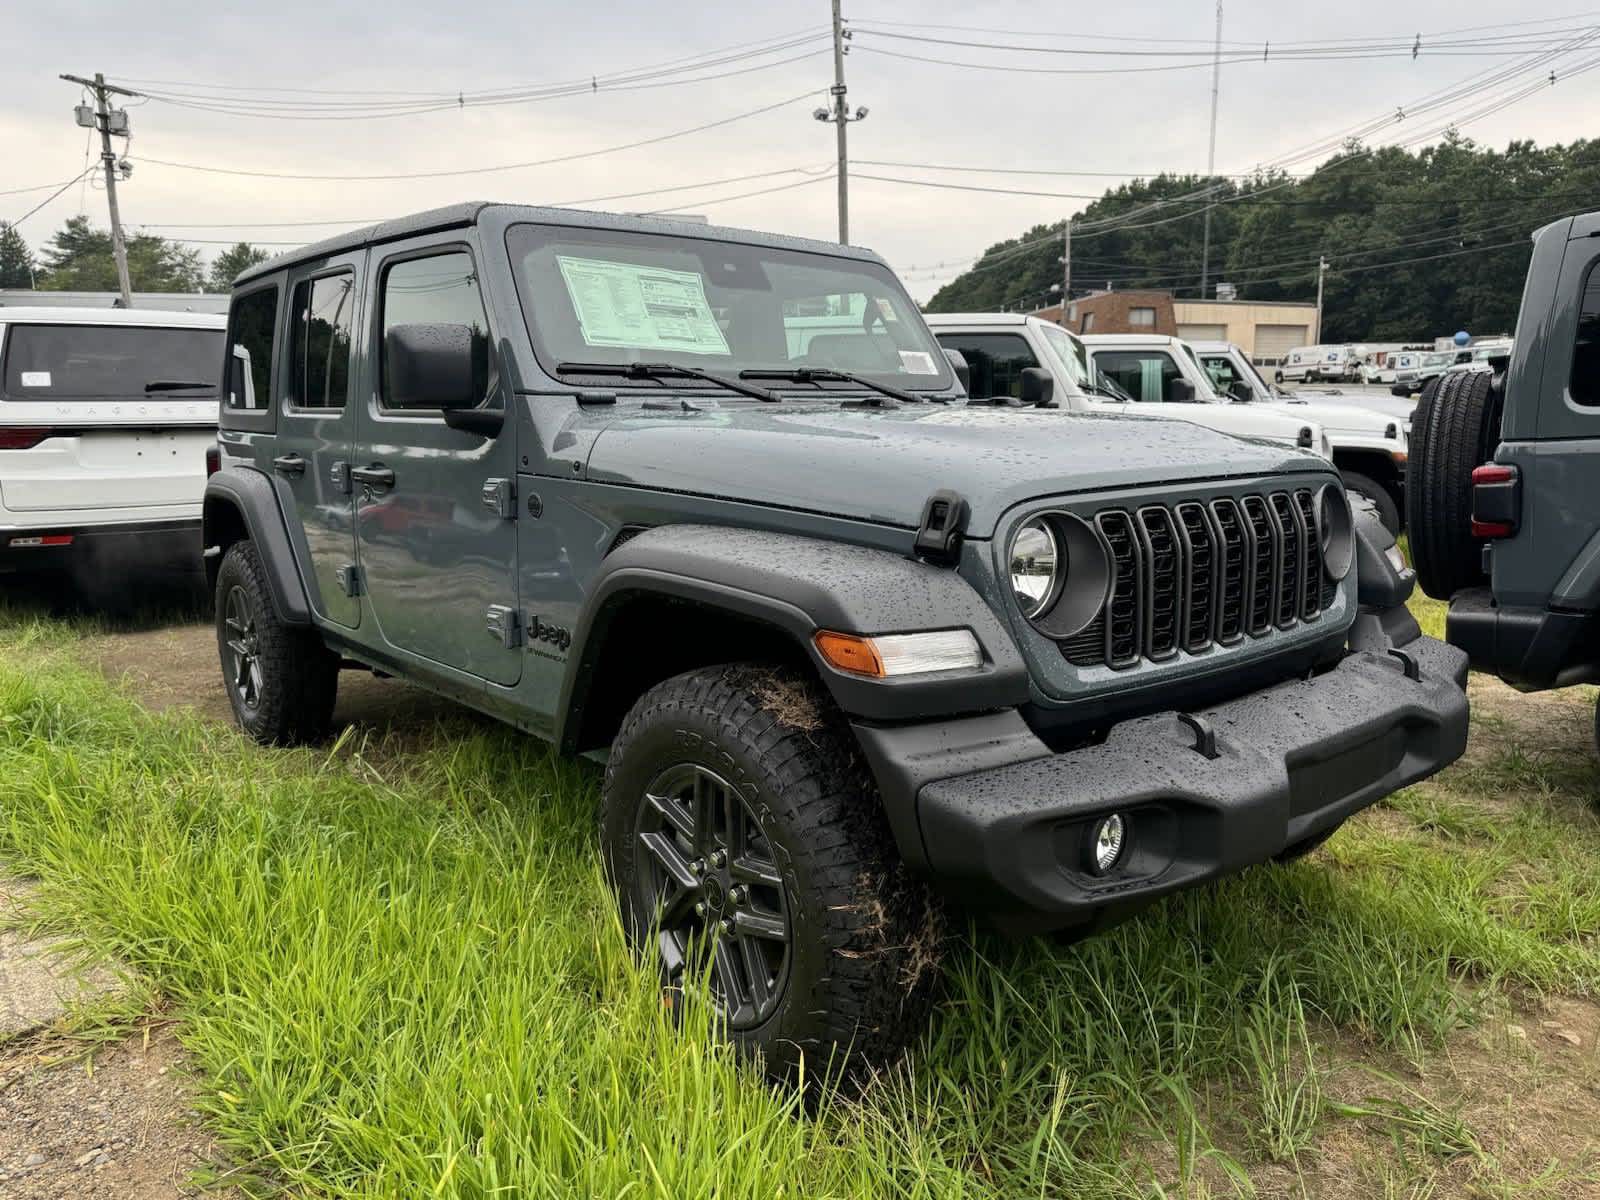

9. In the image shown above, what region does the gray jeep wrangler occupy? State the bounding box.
[1409,212,1600,748]
[204,203,1469,1082]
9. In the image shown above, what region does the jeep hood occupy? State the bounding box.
[1264,397,1406,435]
[584,403,1329,537]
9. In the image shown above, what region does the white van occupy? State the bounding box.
[0,307,224,589]
[1275,344,1359,385]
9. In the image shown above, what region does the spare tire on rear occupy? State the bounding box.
[1406,369,1501,600]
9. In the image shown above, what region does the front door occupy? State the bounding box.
[272,252,364,628]
[354,238,521,686]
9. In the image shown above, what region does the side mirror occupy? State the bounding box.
[942,347,971,395]
[386,323,502,436]
[1228,380,1253,403]
[1020,366,1056,408]
[1169,378,1196,403]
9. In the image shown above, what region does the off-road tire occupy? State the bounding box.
[1341,470,1401,535]
[1407,369,1501,600]
[214,540,339,745]
[602,664,942,1088]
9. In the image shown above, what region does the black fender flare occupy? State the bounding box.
[556,524,1029,751]
[202,467,312,625]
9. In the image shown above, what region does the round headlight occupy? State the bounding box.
[1009,519,1060,618]
[1316,483,1354,581]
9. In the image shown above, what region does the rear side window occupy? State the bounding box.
[3,324,222,401]
[1094,350,1184,403]
[227,287,277,412]
[1573,262,1600,407]
[379,250,490,411]
[933,332,1038,400]
[289,272,355,410]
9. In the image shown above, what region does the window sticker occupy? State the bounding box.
[556,255,730,356]
[897,350,938,375]
[19,371,51,387]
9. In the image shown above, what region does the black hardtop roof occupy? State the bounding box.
[233,202,887,288]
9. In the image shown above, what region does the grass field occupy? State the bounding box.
[0,596,1596,1198]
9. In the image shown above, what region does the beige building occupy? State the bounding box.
[1172,299,1319,364]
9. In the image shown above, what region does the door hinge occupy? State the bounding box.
[335,564,363,597]
[481,477,516,520]
[330,460,352,495]
[485,604,521,648]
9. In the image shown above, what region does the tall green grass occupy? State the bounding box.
[0,617,1596,1197]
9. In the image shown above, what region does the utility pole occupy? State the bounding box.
[814,0,867,244]
[1314,256,1328,344]
[1059,219,1072,325]
[1199,1,1223,298]
[61,72,135,307]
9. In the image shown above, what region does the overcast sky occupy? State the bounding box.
[4,1,1595,300]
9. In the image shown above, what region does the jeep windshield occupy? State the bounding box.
[2,323,222,402]
[506,223,953,394]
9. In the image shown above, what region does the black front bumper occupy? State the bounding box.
[855,635,1469,934]
[1447,587,1600,691]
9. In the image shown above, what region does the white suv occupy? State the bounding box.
[926,315,1332,460]
[0,307,224,589]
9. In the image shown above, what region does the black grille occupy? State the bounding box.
[1062,490,1332,670]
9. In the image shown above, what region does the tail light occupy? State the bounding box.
[1470,464,1520,538]
[205,444,222,477]
[0,427,54,450]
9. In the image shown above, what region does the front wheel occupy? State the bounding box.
[1341,470,1401,534]
[602,665,941,1086]
[214,540,339,745]
[1274,370,1286,385]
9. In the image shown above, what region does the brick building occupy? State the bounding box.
[1033,290,1178,337]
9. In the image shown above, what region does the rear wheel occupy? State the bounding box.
[1341,470,1401,534]
[602,664,941,1087]
[214,540,339,745]
[1406,370,1501,600]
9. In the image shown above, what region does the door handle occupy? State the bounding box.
[350,464,396,490]
[272,454,306,476]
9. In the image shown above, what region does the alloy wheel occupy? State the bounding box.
[223,585,264,712]
[634,763,792,1029]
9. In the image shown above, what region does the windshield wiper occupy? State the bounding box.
[1082,382,1129,402]
[554,361,778,403]
[144,380,215,392]
[738,366,923,407]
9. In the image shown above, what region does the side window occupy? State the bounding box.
[1094,351,1182,403]
[288,272,355,410]
[379,250,490,411]
[226,286,277,411]
[933,332,1038,399]
[1573,262,1600,407]
[1202,356,1238,389]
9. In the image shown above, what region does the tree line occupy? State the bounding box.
[925,133,1600,343]
[0,217,268,295]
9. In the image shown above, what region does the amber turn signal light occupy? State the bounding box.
[813,631,885,678]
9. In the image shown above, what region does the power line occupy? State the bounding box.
[132,91,823,181]
[6,169,93,229]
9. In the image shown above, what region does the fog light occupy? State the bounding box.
[1088,813,1127,875]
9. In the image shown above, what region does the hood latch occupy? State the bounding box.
[914,489,968,565]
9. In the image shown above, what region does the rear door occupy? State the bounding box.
[271,252,365,628]
[0,320,220,517]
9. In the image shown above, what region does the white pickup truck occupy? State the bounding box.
[926,315,1334,464]
[1192,341,1412,531]
[0,307,224,595]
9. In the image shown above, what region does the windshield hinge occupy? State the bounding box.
[914,489,967,565]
